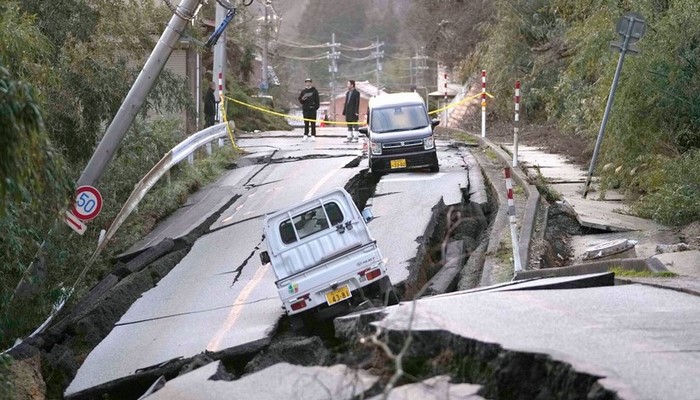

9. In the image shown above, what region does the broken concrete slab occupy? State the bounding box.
[244,335,331,374]
[513,259,650,281]
[650,249,700,277]
[337,281,700,400]
[423,240,465,296]
[146,362,378,400]
[368,375,484,400]
[564,196,667,232]
[120,186,244,259]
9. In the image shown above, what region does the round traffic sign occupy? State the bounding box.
[72,185,103,221]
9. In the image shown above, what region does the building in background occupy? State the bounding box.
[328,81,386,126]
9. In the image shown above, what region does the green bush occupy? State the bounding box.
[632,149,700,226]
[224,82,291,132]
[226,83,292,132]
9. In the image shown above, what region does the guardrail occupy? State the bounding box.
[13,123,233,342]
[91,122,231,263]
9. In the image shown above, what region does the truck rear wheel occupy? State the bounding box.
[288,314,305,331]
[378,276,399,306]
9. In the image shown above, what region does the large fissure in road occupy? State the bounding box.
[11,154,509,399]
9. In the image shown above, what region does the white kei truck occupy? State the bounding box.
[259,188,393,327]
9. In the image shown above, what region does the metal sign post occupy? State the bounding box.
[582,12,646,199]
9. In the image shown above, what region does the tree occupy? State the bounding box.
[0,3,71,212]
[404,0,495,68]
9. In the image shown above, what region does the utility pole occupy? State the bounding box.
[213,1,228,122]
[327,33,340,120]
[77,0,202,187]
[412,47,429,103]
[373,37,384,96]
[16,0,203,304]
[261,0,270,92]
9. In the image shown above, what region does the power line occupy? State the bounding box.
[277,39,330,49]
[276,52,329,61]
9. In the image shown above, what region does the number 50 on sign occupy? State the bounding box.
[72,185,103,221]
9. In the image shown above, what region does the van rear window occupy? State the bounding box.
[279,202,344,244]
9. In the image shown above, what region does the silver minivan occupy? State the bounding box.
[359,92,440,174]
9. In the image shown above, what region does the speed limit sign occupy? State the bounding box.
[72,185,103,221]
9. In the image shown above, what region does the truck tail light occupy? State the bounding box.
[290,294,309,311]
[359,268,382,282]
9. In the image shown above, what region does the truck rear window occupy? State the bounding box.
[279,202,344,245]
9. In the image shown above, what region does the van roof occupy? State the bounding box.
[368,92,425,109]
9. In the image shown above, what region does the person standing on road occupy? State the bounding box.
[204,81,217,128]
[299,78,320,141]
[342,80,361,142]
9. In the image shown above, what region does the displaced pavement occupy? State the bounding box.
[486,137,699,284]
[64,127,475,398]
[66,127,699,399]
[336,273,700,400]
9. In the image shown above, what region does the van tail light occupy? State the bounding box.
[359,268,382,281]
[290,294,310,311]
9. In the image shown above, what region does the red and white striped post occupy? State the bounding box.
[481,70,487,137]
[513,80,521,167]
[444,72,448,99]
[217,72,225,148]
[505,167,523,272]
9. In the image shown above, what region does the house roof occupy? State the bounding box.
[334,80,387,100]
[428,83,462,97]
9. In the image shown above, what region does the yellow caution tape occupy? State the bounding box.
[225,96,365,125]
[220,98,239,151]
[224,91,495,125]
[428,91,494,115]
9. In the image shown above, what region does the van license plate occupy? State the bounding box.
[390,159,407,169]
[325,285,351,305]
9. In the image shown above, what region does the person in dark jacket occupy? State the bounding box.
[204,82,217,128]
[342,80,361,142]
[298,78,320,141]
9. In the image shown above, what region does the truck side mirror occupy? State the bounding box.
[358,127,368,136]
[260,251,270,265]
[431,119,440,129]
[361,207,374,223]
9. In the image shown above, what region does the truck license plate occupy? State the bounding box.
[325,285,351,305]
[390,159,407,169]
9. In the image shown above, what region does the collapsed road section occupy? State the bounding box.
[8,139,499,399]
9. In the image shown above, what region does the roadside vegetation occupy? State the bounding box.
[0,0,277,354]
[441,0,699,226]
[609,267,677,278]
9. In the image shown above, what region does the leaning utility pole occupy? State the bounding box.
[77,0,202,187]
[213,1,228,120]
[261,0,270,91]
[14,0,202,303]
